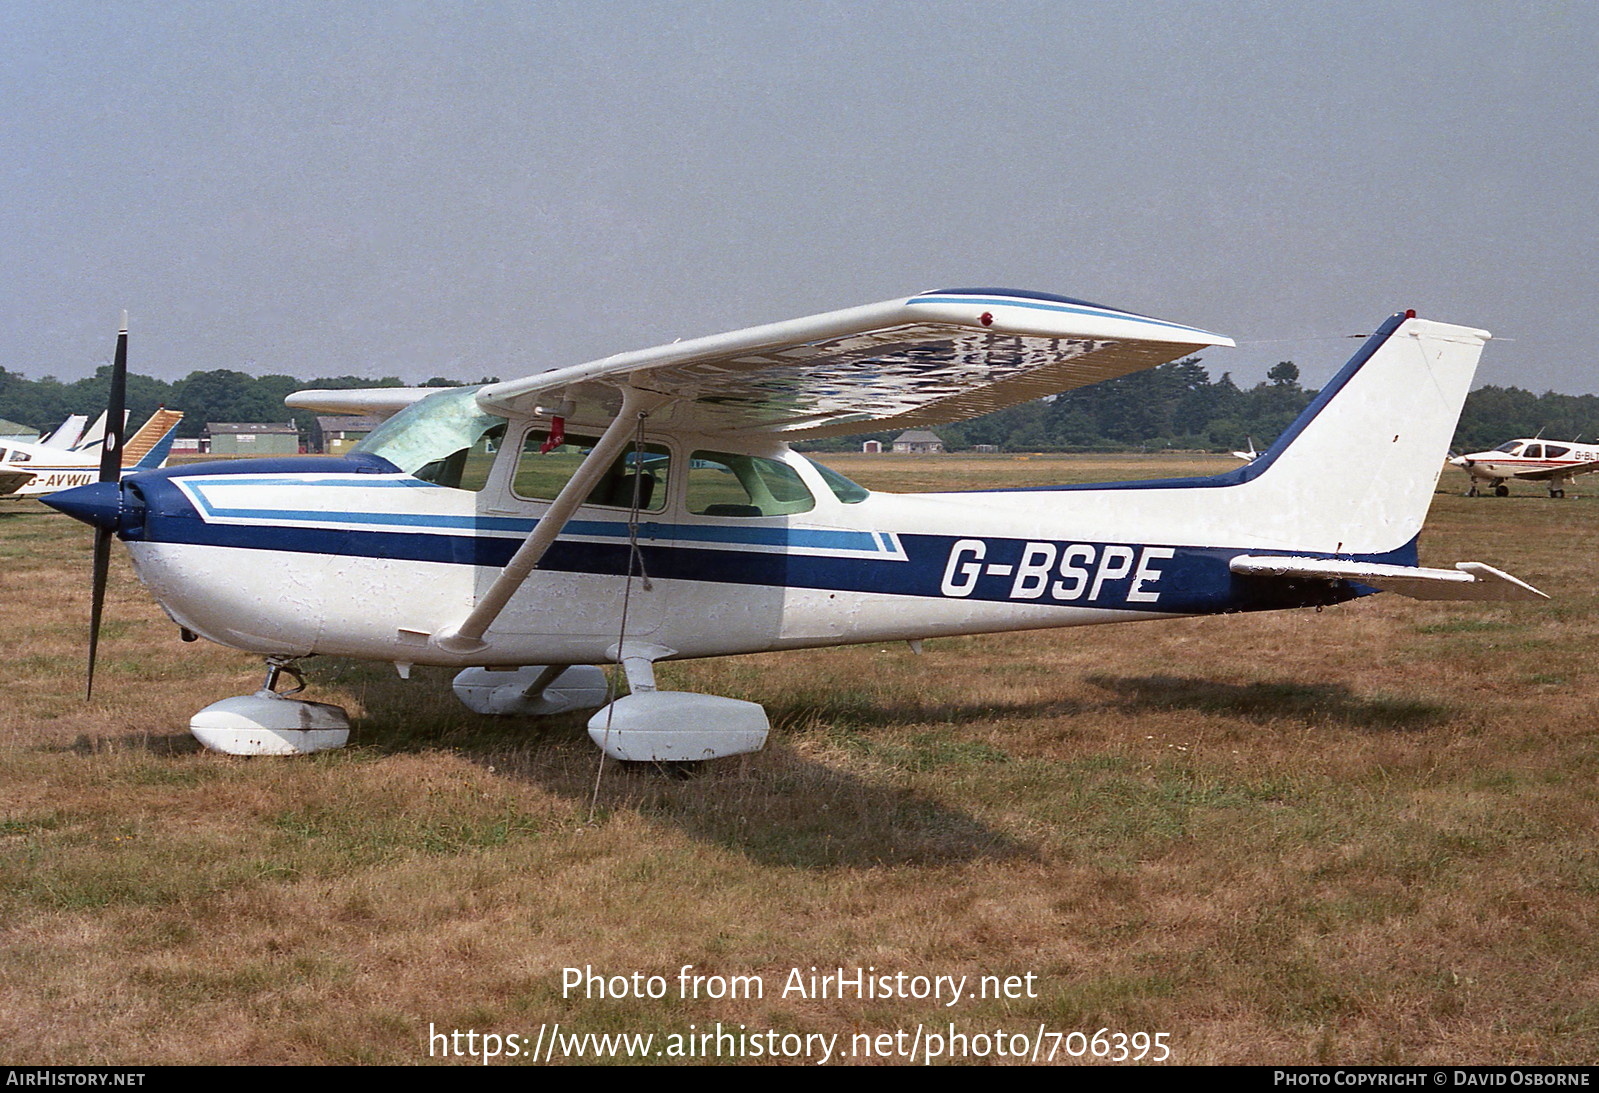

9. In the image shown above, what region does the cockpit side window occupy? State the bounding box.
[512,429,671,512]
[687,451,815,517]
[413,423,505,490]
[1543,444,1571,459]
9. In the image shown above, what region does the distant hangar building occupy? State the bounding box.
[205,422,302,456]
[891,430,945,454]
[314,414,385,455]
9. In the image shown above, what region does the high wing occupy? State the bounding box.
[1510,459,1599,482]
[285,388,444,417]
[475,288,1234,437]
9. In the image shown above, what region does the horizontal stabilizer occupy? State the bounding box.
[1230,555,1548,602]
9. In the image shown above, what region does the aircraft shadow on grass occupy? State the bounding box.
[46,720,1022,879]
[1085,674,1451,732]
[62,730,203,756]
[362,680,1031,868]
[502,737,1034,871]
[49,664,1436,867]
[58,716,1028,870]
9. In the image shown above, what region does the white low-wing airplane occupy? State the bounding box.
[46,290,1545,758]
[1450,439,1599,497]
[0,408,185,499]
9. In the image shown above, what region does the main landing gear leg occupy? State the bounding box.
[188,656,351,756]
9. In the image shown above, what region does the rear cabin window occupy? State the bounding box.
[512,429,671,512]
[687,451,815,517]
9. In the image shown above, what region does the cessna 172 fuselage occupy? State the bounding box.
[46,290,1543,759]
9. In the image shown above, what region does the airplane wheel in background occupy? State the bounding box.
[1494,484,1510,497]
[1551,489,1565,499]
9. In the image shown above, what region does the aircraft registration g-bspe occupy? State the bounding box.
[46,288,1545,758]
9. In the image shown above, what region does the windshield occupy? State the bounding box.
[352,387,507,478]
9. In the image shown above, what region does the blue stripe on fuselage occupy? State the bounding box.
[125,472,1406,615]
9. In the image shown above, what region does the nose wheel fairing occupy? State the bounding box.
[189,658,350,756]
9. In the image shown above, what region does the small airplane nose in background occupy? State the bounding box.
[41,480,122,530]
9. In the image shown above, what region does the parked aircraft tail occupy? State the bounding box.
[1225,311,1488,555]
[123,408,185,469]
[39,414,89,450]
[1033,311,1492,563]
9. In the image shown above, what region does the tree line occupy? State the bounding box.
[2,359,1595,454]
[0,366,483,440]
[822,359,1599,455]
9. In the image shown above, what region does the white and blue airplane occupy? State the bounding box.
[46,290,1544,758]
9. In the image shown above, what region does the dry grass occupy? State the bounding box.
[2,456,1597,1065]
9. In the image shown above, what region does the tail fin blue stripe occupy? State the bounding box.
[133,427,179,470]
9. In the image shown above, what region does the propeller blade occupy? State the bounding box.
[98,316,128,483]
[86,314,128,698]
[87,527,111,699]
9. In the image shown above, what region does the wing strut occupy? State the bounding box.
[432,387,667,656]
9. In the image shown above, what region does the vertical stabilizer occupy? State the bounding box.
[1018,312,1491,559]
[122,409,185,469]
[40,415,89,450]
[1229,313,1489,554]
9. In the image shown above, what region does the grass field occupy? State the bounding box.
[2,453,1596,1065]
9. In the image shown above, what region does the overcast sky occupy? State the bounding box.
[3,1,1594,395]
